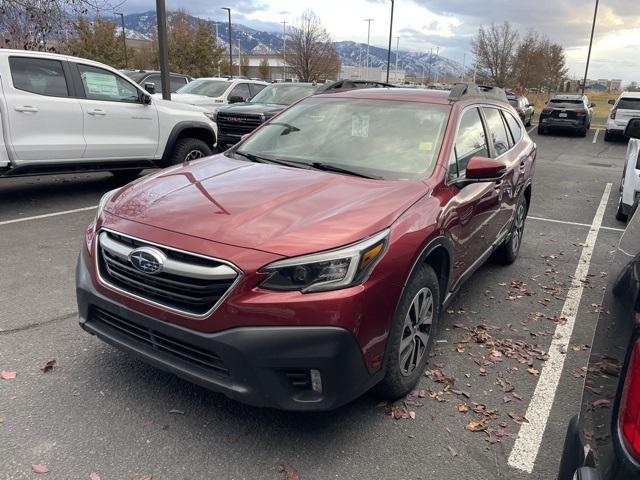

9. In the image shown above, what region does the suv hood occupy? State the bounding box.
[164,93,222,108]
[152,96,209,113]
[105,155,427,257]
[218,103,287,117]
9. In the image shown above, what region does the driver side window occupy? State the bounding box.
[449,108,489,179]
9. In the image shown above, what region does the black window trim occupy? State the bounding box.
[8,55,74,99]
[480,105,521,160]
[71,61,145,104]
[503,110,524,144]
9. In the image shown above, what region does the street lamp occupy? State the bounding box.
[222,7,233,76]
[281,21,287,81]
[385,0,394,83]
[364,18,374,81]
[582,0,599,95]
[115,12,127,68]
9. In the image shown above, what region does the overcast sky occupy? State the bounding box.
[121,0,640,82]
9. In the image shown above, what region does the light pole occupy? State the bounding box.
[222,7,232,76]
[582,0,599,95]
[385,0,394,83]
[214,21,221,76]
[237,38,241,76]
[155,0,170,100]
[364,18,374,81]
[394,36,399,83]
[115,12,127,68]
[281,21,287,81]
[434,46,440,84]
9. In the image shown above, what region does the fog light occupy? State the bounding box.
[310,369,322,393]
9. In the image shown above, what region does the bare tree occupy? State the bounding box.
[0,0,117,51]
[258,57,269,79]
[472,22,519,87]
[286,9,340,82]
[511,32,568,91]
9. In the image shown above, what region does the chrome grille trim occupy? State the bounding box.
[95,228,243,318]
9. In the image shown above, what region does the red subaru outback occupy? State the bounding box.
[77,84,536,410]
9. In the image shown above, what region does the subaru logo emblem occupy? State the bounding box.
[129,247,165,275]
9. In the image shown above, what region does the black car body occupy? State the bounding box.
[508,95,535,126]
[215,83,320,148]
[538,94,593,136]
[120,70,191,93]
[558,208,640,480]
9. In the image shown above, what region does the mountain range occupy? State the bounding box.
[120,11,465,79]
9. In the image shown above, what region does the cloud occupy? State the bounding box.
[120,0,268,18]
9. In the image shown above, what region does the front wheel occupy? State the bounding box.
[375,264,440,399]
[167,138,213,166]
[494,194,528,264]
[537,126,546,135]
[616,195,629,222]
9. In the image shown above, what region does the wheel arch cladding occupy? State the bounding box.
[423,245,450,297]
[162,122,216,161]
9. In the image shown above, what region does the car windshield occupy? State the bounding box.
[618,98,640,110]
[176,79,229,97]
[250,84,318,105]
[234,97,450,180]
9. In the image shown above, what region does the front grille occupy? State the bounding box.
[97,230,239,316]
[90,307,229,376]
[216,112,264,136]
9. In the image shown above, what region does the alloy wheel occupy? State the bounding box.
[511,201,526,254]
[184,149,205,161]
[399,287,434,376]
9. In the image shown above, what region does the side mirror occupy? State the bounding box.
[228,95,245,104]
[144,82,156,95]
[608,99,616,105]
[465,156,507,182]
[624,118,640,139]
[590,103,596,108]
[139,91,152,104]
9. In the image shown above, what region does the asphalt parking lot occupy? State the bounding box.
[0,128,629,480]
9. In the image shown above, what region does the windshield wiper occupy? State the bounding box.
[309,162,381,180]
[234,150,309,169]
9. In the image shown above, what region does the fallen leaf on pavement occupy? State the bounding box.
[527,367,540,376]
[465,419,485,432]
[591,399,611,409]
[90,473,101,480]
[508,412,529,424]
[41,359,57,373]
[1,371,16,380]
[447,446,458,457]
[32,464,49,474]
[279,463,300,480]
[458,404,469,413]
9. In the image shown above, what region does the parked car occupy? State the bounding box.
[557,204,640,480]
[507,94,534,127]
[615,118,640,222]
[162,77,269,112]
[605,92,640,141]
[0,50,217,178]
[215,83,321,149]
[76,84,536,410]
[120,69,191,94]
[538,94,594,136]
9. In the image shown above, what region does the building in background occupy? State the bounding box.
[339,65,405,83]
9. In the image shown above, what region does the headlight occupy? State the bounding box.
[95,188,120,224]
[260,229,390,292]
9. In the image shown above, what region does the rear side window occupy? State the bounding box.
[249,83,266,97]
[619,98,640,110]
[230,83,251,101]
[504,111,523,143]
[77,64,140,103]
[9,57,69,97]
[482,108,511,157]
[169,75,188,92]
[450,108,489,178]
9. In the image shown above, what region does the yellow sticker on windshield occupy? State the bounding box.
[419,142,433,151]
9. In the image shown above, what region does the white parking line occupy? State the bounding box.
[508,183,612,473]
[527,125,537,134]
[0,206,97,226]
[592,128,600,144]
[528,215,625,232]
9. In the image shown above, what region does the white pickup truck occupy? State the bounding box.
[0,50,217,178]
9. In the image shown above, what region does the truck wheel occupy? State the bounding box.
[110,169,142,181]
[494,194,528,265]
[579,128,588,137]
[604,131,613,142]
[375,264,440,399]
[168,138,213,166]
[616,196,629,222]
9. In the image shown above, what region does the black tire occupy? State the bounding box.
[616,195,629,222]
[537,126,546,135]
[525,114,532,127]
[494,194,528,264]
[167,138,213,166]
[375,264,440,399]
[110,169,142,181]
[579,128,588,137]
[604,131,613,142]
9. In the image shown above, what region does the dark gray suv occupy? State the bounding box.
[538,94,594,137]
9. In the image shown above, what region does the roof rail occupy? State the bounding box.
[448,83,508,103]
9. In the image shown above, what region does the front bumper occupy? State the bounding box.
[76,253,381,411]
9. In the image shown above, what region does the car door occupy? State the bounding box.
[3,56,85,162]
[73,63,159,160]
[444,106,500,285]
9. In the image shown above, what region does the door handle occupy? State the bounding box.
[87,109,106,116]
[14,105,39,113]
